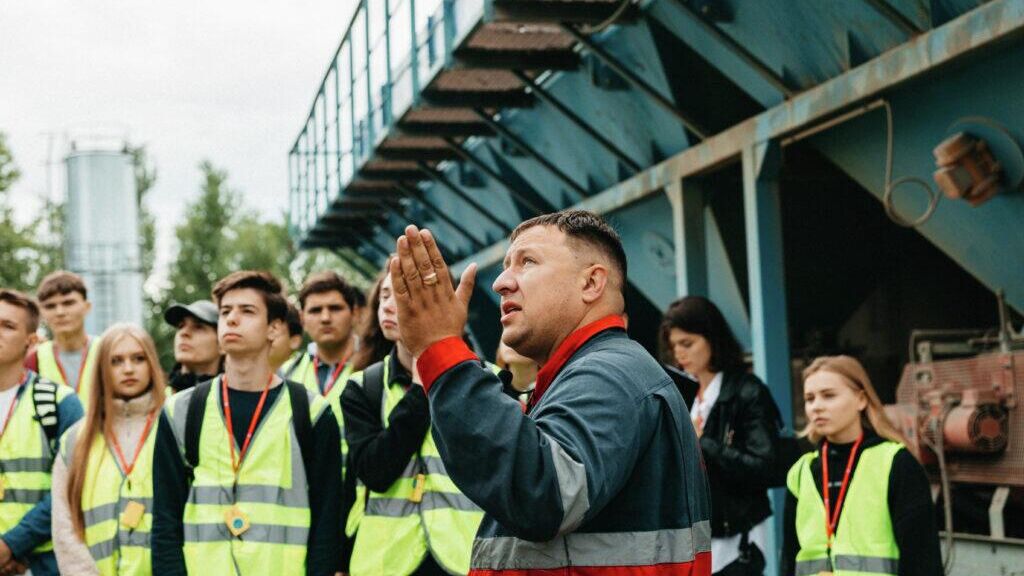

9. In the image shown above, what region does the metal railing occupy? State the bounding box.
[288,0,486,242]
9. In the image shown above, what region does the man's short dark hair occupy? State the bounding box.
[212,271,288,323]
[511,209,628,285]
[285,303,303,337]
[297,271,361,311]
[0,289,40,333]
[37,271,88,302]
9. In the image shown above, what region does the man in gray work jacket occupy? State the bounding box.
[388,210,712,576]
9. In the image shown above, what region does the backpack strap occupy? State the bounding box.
[30,375,60,455]
[184,379,214,471]
[286,381,314,480]
[362,361,386,424]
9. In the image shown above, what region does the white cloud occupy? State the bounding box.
[0,0,357,287]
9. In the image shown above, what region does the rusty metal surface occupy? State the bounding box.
[430,69,525,92]
[466,23,575,51]
[452,0,1024,274]
[894,351,1024,486]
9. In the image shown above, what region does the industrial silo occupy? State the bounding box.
[64,141,143,334]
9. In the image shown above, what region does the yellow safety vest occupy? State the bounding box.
[281,352,353,483]
[349,356,488,576]
[59,418,157,576]
[164,378,329,576]
[36,338,102,409]
[787,441,903,576]
[0,374,74,553]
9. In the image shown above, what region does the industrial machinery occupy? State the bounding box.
[886,293,1023,570]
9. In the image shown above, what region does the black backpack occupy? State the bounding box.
[30,375,61,455]
[183,379,315,478]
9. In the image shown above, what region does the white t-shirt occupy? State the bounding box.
[0,386,20,432]
[689,372,771,573]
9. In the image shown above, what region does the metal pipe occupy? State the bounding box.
[472,108,590,199]
[562,24,708,139]
[395,182,489,249]
[418,161,513,232]
[512,70,643,173]
[442,137,549,215]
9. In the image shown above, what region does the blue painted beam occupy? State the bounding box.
[453,0,1024,277]
[666,181,708,297]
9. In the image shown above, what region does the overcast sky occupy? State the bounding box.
[0,0,357,287]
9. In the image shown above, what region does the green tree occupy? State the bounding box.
[0,132,63,292]
[129,145,158,280]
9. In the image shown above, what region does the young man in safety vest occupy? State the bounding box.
[29,271,102,407]
[281,270,361,572]
[151,271,343,576]
[0,289,84,576]
[342,271,484,576]
[165,299,223,392]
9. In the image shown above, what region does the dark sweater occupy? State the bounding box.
[151,384,342,575]
[781,431,943,576]
[341,353,432,494]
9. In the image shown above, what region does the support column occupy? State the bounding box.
[666,180,708,298]
[742,140,792,421]
[743,139,791,576]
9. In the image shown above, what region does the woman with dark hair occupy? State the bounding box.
[662,296,782,576]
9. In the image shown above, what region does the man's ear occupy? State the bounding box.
[83,300,92,315]
[267,319,284,343]
[26,331,39,351]
[580,264,609,305]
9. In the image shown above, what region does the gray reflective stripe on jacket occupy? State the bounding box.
[796,555,899,575]
[184,522,310,545]
[82,498,154,528]
[364,492,480,517]
[2,457,52,473]
[471,522,712,570]
[191,485,308,508]
[88,529,149,561]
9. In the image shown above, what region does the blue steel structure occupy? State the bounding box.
[290,1,1024,570]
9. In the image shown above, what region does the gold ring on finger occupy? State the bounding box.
[423,272,439,286]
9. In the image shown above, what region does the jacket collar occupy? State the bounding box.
[531,315,626,408]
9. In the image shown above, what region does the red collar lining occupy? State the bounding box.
[530,315,626,408]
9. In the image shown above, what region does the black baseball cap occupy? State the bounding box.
[164,300,219,328]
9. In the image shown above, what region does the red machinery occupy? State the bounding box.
[885,294,1021,547]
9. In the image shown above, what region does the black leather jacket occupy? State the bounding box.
[698,370,782,536]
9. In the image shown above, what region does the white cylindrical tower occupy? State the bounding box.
[64,141,143,334]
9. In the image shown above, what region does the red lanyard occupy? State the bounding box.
[312,352,350,397]
[54,338,91,392]
[222,374,274,474]
[107,410,157,478]
[0,373,29,443]
[821,434,863,547]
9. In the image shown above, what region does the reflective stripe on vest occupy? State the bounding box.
[0,375,70,553]
[470,521,713,572]
[349,355,492,576]
[60,420,157,576]
[282,353,352,484]
[786,441,902,576]
[165,378,328,576]
[36,338,102,408]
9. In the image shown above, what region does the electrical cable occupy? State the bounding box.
[922,408,956,575]
[578,0,634,35]
[880,100,941,228]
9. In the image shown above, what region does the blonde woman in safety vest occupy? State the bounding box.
[51,323,166,575]
[782,355,942,576]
